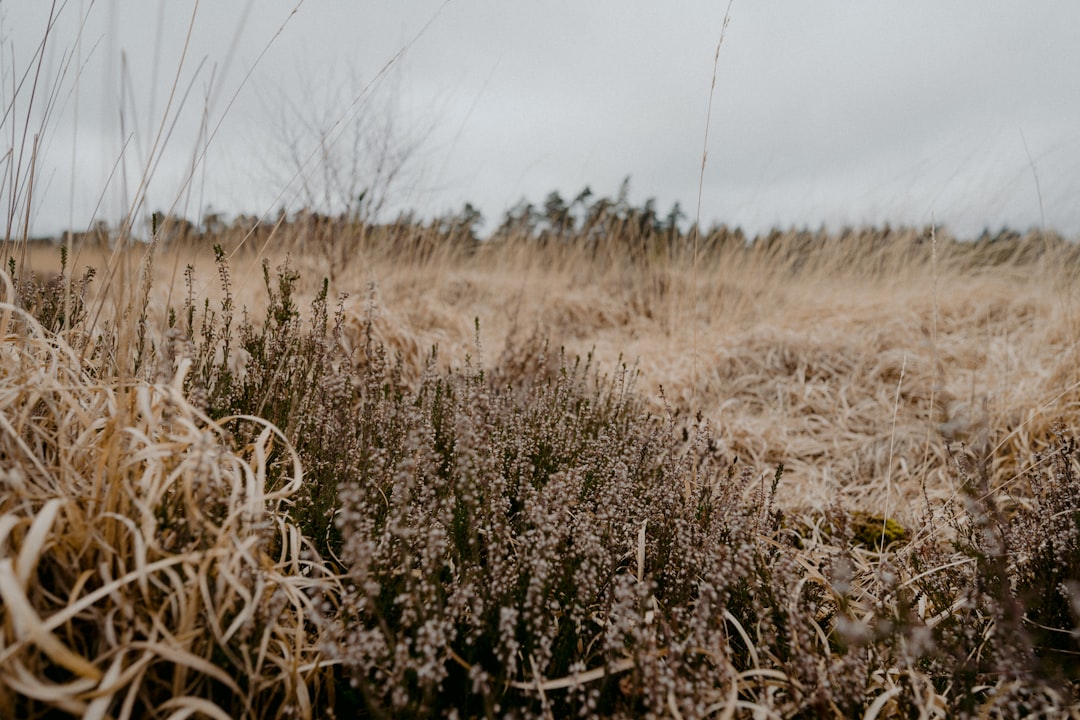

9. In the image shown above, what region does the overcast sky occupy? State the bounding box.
[5,1,1079,239]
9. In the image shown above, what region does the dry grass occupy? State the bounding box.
[49,225,1071,527]
[0,270,339,719]
[23,227,1080,523]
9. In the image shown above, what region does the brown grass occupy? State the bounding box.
[31,226,1070,530]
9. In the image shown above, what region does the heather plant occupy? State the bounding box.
[173,250,363,560]
[328,349,664,716]
[322,337,903,717]
[901,431,1080,717]
[1012,431,1080,678]
[6,246,95,334]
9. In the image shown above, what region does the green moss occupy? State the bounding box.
[851,512,907,549]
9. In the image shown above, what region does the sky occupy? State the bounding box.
[4,1,1079,239]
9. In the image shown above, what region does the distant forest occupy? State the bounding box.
[33,180,1072,270]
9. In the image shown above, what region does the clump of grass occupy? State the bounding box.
[0,271,339,719]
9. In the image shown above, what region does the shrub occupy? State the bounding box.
[323,339,899,717]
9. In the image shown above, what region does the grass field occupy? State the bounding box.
[6,220,1080,717]
[21,221,1080,523]
[338,228,1080,525]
